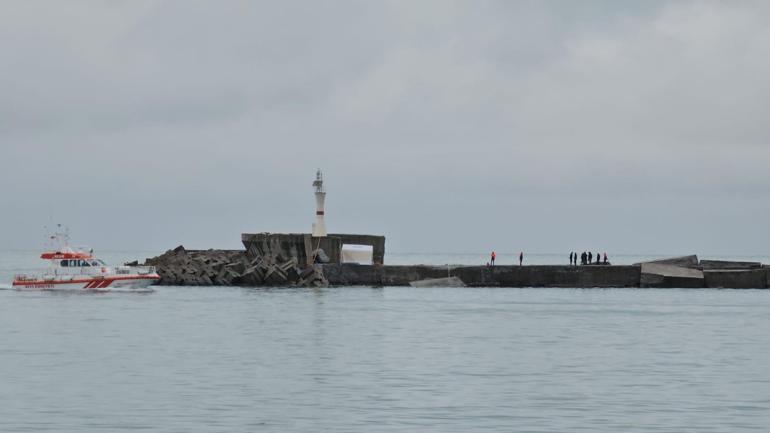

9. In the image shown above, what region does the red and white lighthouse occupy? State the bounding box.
[312,169,327,237]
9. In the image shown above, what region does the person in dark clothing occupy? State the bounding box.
[596,252,600,264]
[581,252,586,265]
[588,252,593,264]
[519,251,524,266]
[603,253,608,264]
[569,252,573,265]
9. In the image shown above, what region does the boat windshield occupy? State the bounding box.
[59,259,107,267]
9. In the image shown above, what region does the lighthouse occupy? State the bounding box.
[312,169,327,237]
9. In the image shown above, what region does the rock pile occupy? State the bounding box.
[141,245,328,287]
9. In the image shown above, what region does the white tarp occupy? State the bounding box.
[341,244,373,264]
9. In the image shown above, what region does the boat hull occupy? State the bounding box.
[12,275,159,291]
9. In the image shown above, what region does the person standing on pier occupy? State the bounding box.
[491,251,496,267]
[519,251,524,266]
[588,252,593,264]
[569,252,574,265]
[603,252,608,264]
[596,252,600,264]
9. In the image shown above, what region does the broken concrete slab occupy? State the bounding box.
[640,263,704,288]
[635,255,699,268]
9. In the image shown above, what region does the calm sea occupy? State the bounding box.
[1,250,769,432]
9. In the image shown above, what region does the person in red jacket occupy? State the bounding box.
[491,251,496,266]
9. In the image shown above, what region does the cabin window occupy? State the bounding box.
[61,260,68,267]
[81,260,91,267]
[69,260,77,267]
[90,260,99,266]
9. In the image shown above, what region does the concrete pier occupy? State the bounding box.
[322,264,641,288]
[134,244,769,289]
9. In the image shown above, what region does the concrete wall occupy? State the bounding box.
[321,264,443,286]
[452,265,641,288]
[700,260,763,270]
[242,232,385,265]
[704,269,768,288]
[328,234,386,264]
[323,264,642,288]
[241,233,342,264]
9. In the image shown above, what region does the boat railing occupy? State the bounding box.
[15,266,158,280]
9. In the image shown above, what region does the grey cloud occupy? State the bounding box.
[0,1,768,255]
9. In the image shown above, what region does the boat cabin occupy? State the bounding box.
[40,251,106,268]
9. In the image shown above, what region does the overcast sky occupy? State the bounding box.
[1,1,769,256]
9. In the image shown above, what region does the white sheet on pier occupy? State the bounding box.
[341,244,373,264]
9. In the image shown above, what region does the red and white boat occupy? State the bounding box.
[12,228,159,291]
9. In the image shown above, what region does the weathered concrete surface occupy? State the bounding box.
[456,265,641,288]
[700,260,763,270]
[322,264,449,286]
[241,233,385,265]
[241,233,342,265]
[635,255,699,268]
[640,263,705,288]
[704,269,767,289]
[323,264,641,288]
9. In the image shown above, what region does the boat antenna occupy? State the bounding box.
[43,225,51,249]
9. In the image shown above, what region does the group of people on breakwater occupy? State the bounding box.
[484,251,609,266]
[570,251,609,265]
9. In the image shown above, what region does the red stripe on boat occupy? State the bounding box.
[14,275,159,287]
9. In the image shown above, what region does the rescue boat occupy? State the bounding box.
[12,229,159,291]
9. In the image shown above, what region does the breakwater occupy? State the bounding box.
[133,248,769,289]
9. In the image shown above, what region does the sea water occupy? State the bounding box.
[1,250,769,432]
